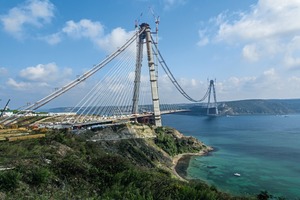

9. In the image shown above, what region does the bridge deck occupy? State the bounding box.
[30,109,190,129]
[72,109,189,128]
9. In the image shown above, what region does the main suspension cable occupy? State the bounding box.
[151,37,209,102]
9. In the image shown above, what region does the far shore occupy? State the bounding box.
[171,147,213,181]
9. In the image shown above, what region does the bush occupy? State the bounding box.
[16,164,51,187]
[154,129,178,156]
[257,190,273,200]
[28,167,51,185]
[53,153,89,177]
[0,170,20,191]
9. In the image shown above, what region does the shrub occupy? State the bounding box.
[27,167,51,186]
[257,190,273,200]
[0,170,20,191]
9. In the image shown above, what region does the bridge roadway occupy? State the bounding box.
[72,109,189,129]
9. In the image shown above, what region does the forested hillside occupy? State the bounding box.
[189,99,300,115]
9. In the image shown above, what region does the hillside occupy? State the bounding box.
[189,99,300,115]
[0,124,253,200]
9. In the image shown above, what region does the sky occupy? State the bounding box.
[1,0,300,109]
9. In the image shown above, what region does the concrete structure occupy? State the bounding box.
[132,23,162,127]
[207,80,219,115]
[132,28,144,115]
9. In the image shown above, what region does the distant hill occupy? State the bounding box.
[188,99,300,115]
[41,99,300,116]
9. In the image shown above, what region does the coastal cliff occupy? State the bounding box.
[0,123,249,199]
[81,123,212,171]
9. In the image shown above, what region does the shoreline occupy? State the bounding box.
[172,147,213,181]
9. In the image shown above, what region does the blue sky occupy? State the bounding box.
[1,0,300,109]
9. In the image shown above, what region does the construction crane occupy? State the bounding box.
[135,12,143,29]
[0,99,10,117]
[149,7,160,34]
[148,7,160,78]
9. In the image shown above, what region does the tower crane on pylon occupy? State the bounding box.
[149,7,160,35]
[135,12,143,29]
[149,7,160,78]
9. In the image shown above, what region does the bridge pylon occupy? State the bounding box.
[132,27,144,115]
[207,80,218,116]
[132,23,162,127]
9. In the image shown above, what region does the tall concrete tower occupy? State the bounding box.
[207,80,218,115]
[132,23,162,126]
[132,28,144,115]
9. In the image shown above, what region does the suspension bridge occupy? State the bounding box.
[0,23,218,128]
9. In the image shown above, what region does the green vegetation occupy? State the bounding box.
[154,126,206,156]
[220,99,300,115]
[189,99,300,115]
[0,126,278,199]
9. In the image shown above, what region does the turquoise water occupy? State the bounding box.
[162,114,300,198]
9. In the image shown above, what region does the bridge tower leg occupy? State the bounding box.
[144,24,162,126]
[207,80,219,115]
[132,32,144,115]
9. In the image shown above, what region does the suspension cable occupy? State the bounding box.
[151,37,209,103]
[1,28,145,126]
[23,27,146,111]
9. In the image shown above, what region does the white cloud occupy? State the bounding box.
[41,32,62,45]
[242,44,260,62]
[255,68,281,92]
[0,67,8,76]
[217,76,256,99]
[96,27,135,53]
[287,76,300,94]
[62,19,104,39]
[283,36,300,69]
[263,68,276,77]
[216,1,300,42]
[155,67,300,102]
[20,63,56,81]
[6,63,72,94]
[62,19,135,53]
[45,19,135,53]
[0,0,55,39]
[6,78,32,90]
[199,0,300,67]
[163,0,187,10]
[197,29,209,46]
[284,55,300,69]
[157,74,208,103]
[214,68,300,100]
[19,62,72,82]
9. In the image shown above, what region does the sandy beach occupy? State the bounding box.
[172,147,213,181]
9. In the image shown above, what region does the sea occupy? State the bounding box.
[162,113,300,199]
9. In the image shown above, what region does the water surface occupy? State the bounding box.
[162,114,300,198]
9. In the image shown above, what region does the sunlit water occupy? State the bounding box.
[162,114,300,198]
